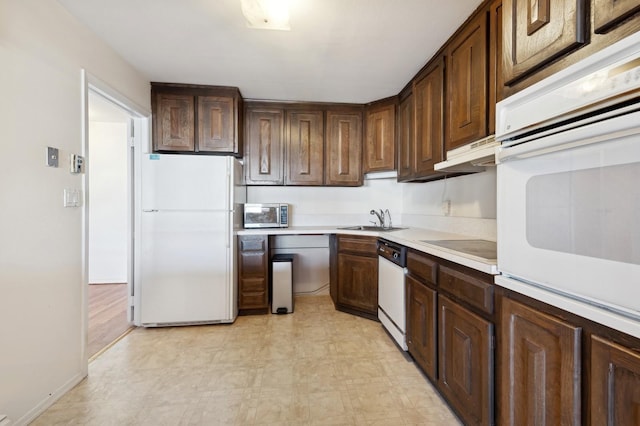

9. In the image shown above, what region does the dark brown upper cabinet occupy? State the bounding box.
[502,0,586,85]
[244,102,364,186]
[415,57,446,176]
[153,92,195,152]
[396,56,446,182]
[488,0,504,135]
[364,100,396,173]
[593,0,640,34]
[151,83,242,155]
[397,90,414,182]
[285,110,324,186]
[197,96,235,152]
[446,12,489,151]
[325,109,363,186]
[244,106,284,185]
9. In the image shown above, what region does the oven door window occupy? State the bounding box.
[526,162,640,265]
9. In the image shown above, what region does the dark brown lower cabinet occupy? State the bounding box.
[438,295,493,426]
[337,253,377,315]
[330,234,378,320]
[499,297,581,425]
[591,335,640,425]
[237,235,269,313]
[406,274,437,382]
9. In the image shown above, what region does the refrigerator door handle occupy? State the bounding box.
[225,212,230,248]
[225,166,231,212]
[142,209,158,212]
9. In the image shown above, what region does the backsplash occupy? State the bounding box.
[401,168,497,241]
[247,168,496,240]
[247,178,402,227]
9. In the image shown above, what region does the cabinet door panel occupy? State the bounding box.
[591,335,640,426]
[198,96,234,152]
[593,0,640,34]
[286,111,324,185]
[439,295,493,426]
[406,275,437,382]
[503,0,586,84]
[337,253,378,315]
[397,93,414,181]
[500,298,581,425]
[326,111,362,186]
[447,15,488,150]
[246,108,284,185]
[155,93,195,151]
[365,104,395,172]
[415,58,445,175]
[488,0,503,135]
[238,235,268,311]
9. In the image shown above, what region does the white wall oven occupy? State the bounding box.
[495,31,640,339]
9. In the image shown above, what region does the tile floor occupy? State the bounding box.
[33,295,461,425]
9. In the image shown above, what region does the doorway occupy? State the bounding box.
[86,90,133,358]
[81,71,150,365]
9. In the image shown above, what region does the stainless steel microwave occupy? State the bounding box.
[243,203,289,228]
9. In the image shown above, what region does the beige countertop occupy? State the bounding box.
[237,226,498,275]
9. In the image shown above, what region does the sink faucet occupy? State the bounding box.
[370,209,385,228]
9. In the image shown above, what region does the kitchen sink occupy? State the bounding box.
[337,225,407,232]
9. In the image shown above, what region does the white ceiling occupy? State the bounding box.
[58,0,483,104]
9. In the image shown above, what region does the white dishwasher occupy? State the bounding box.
[377,239,408,350]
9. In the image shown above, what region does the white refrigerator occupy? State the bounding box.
[138,154,246,326]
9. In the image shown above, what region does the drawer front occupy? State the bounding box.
[406,250,438,285]
[439,266,494,315]
[240,277,266,293]
[338,235,378,256]
[239,236,267,252]
[239,291,268,309]
[239,251,267,277]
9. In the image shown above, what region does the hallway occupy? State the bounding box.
[88,283,131,359]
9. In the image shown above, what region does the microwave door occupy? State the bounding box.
[244,204,279,228]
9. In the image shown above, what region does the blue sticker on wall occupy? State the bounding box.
[149,154,161,160]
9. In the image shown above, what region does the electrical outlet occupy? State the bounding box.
[442,200,451,216]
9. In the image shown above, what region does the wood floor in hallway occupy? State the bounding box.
[88,283,131,359]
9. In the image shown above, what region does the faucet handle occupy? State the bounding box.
[384,209,392,228]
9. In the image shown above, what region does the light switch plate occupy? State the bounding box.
[46,147,59,167]
[63,189,82,207]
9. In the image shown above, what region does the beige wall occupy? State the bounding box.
[0,0,149,423]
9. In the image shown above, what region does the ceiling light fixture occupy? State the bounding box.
[240,0,290,31]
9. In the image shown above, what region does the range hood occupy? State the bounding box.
[434,135,498,173]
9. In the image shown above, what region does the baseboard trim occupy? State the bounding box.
[15,372,86,426]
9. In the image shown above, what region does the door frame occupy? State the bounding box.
[80,70,150,371]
